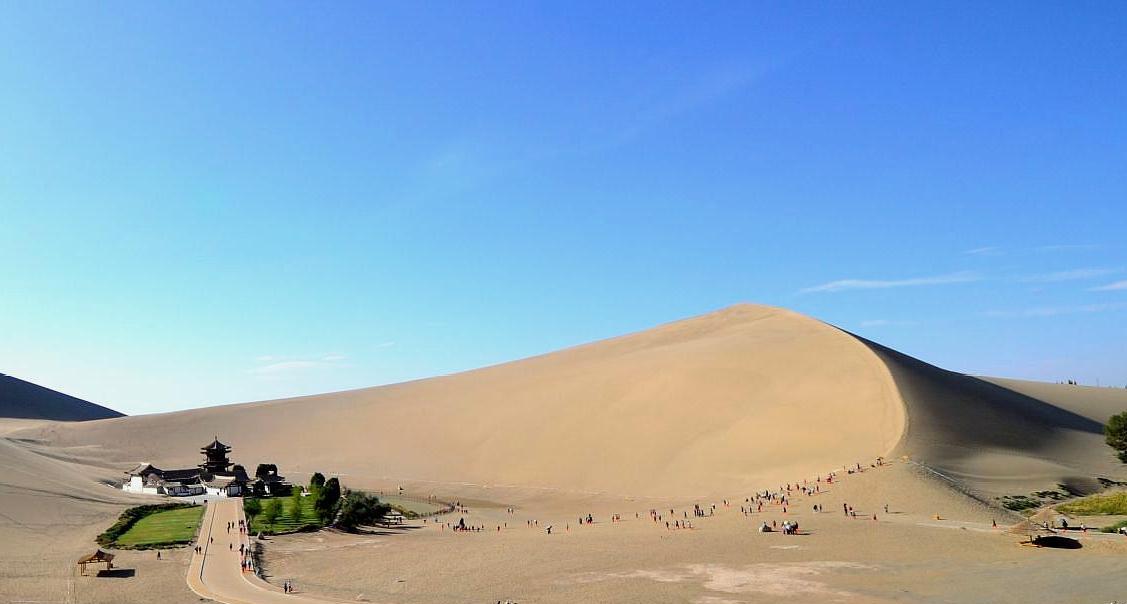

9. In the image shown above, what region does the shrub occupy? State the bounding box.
[335,490,390,532]
[315,477,341,523]
[1106,411,1127,463]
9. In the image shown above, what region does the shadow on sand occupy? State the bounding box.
[96,568,136,578]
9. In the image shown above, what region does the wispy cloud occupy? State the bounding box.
[859,319,917,328]
[983,302,1127,318]
[962,244,1100,257]
[372,341,396,349]
[1019,268,1117,283]
[1035,244,1099,253]
[250,354,349,378]
[1092,280,1127,291]
[800,271,981,294]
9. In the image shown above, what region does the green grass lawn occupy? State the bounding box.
[1056,491,1127,515]
[114,505,204,548]
[248,496,322,534]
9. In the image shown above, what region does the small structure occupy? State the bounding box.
[77,549,114,575]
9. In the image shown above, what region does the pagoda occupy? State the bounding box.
[200,437,233,475]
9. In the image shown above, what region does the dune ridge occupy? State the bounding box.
[4,304,1126,506]
[11,304,905,499]
[0,373,123,421]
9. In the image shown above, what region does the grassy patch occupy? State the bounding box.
[1099,519,1127,534]
[98,503,202,549]
[1057,491,1127,516]
[998,485,1074,512]
[999,495,1041,512]
[116,506,204,548]
[247,496,322,535]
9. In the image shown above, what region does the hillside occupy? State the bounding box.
[8,304,1127,502]
[21,304,905,498]
[0,373,123,421]
[854,337,1125,499]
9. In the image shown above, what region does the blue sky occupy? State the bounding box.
[1,3,1125,415]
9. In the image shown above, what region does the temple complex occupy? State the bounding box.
[121,437,279,498]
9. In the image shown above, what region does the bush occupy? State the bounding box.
[315,477,341,523]
[262,498,283,527]
[1106,411,1127,463]
[289,487,305,523]
[97,503,195,547]
[335,490,391,532]
[243,497,262,523]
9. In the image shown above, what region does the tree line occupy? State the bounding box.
[243,472,388,533]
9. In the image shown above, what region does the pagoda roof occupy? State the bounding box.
[201,437,231,451]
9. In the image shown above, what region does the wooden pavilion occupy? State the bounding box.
[77,549,114,575]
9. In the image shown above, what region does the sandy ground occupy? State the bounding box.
[259,463,1127,604]
[4,304,1127,602]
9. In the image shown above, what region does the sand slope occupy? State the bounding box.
[854,336,1126,498]
[18,304,905,499]
[0,373,123,421]
[6,305,1127,504]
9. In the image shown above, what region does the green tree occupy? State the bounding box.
[309,472,325,500]
[243,498,262,526]
[1106,411,1127,463]
[263,498,282,528]
[335,490,390,532]
[315,477,341,523]
[289,487,305,523]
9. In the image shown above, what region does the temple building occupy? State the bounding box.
[122,437,271,498]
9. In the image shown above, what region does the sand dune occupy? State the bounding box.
[5,304,1127,506]
[854,336,1125,498]
[8,304,1126,502]
[0,373,123,421]
[18,304,904,499]
[4,303,1127,603]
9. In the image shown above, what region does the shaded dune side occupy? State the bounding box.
[0,374,123,421]
[851,334,1124,497]
[30,305,905,499]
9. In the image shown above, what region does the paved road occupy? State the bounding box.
[187,497,335,604]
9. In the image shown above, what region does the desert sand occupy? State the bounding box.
[2,303,1126,603]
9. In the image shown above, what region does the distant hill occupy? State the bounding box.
[0,373,123,421]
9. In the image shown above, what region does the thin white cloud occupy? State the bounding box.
[1019,268,1116,283]
[372,341,396,349]
[800,271,981,294]
[249,354,349,377]
[1035,244,1099,253]
[964,246,1002,256]
[1092,280,1127,291]
[983,302,1127,318]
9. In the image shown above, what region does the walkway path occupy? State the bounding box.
[187,497,335,604]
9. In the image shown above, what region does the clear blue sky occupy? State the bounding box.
[2,3,1125,415]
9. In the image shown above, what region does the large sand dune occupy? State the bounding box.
[0,373,123,421]
[4,303,1127,603]
[7,304,1126,502]
[855,337,1124,498]
[17,304,905,499]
